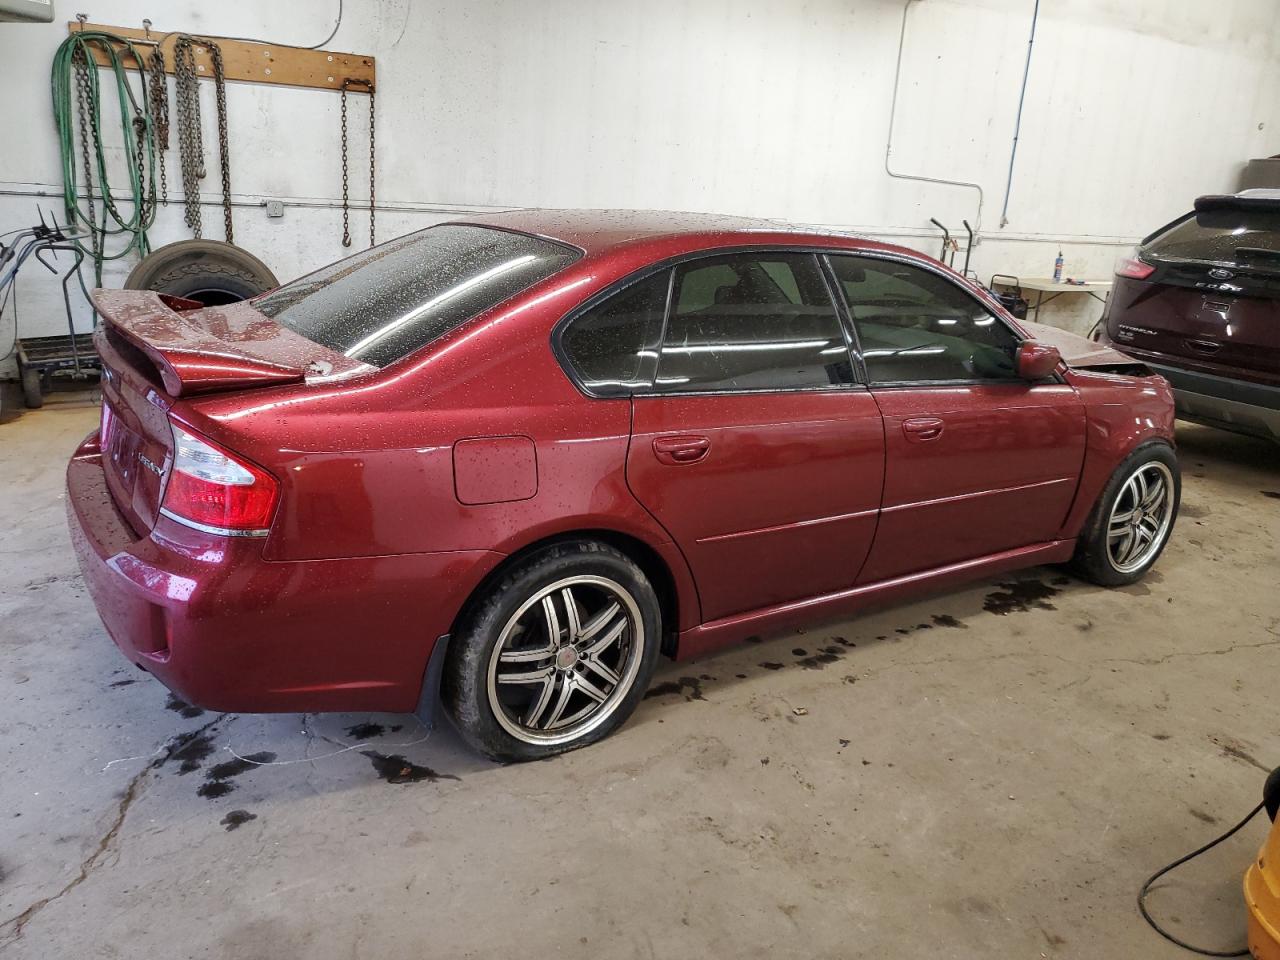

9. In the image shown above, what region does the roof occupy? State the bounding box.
[449,207,865,256]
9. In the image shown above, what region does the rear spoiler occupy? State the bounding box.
[91,289,307,397]
[1194,190,1280,215]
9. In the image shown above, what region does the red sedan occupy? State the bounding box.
[67,211,1180,761]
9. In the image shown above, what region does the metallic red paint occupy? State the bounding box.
[67,210,1178,716]
[1015,340,1063,380]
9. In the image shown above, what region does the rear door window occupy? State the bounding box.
[559,271,670,396]
[254,225,580,367]
[653,253,854,393]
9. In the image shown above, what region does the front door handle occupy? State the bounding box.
[902,417,945,442]
[653,435,711,465]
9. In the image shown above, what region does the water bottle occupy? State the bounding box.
[1053,250,1064,282]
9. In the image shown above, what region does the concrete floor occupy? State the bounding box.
[1,388,1278,960]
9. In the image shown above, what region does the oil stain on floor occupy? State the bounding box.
[363,751,460,784]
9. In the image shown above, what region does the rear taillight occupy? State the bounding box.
[99,401,114,446]
[1115,250,1156,280]
[160,424,279,536]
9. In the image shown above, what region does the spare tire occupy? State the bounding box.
[125,240,279,306]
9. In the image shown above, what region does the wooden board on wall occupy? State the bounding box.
[69,22,375,92]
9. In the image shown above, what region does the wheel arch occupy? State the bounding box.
[446,528,691,660]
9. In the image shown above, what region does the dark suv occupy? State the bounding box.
[1095,189,1280,441]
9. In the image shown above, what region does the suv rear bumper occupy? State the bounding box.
[1148,363,1280,441]
[1094,332,1280,440]
[67,431,500,713]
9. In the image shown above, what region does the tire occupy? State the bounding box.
[443,541,663,763]
[20,365,43,409]
[1071,441,1180,586]
[124,240,278,307]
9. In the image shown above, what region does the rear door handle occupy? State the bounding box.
[902,417,944,442]
[653,435,711,465]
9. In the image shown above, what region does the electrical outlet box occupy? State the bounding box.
[0,0,53,23]
[265,200,285,218]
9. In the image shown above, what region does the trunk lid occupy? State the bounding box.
[90,290,367,535]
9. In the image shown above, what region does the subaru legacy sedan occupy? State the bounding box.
[68,210,1179,762]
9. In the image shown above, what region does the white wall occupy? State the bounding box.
[1,0,1278,374]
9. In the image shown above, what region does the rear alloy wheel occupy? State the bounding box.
[443,542,662,762]
[488,576,642,744]
[1072,442,1180,586]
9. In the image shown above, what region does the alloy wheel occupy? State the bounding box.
[486,575,644,746]
[1106,461,1175,574]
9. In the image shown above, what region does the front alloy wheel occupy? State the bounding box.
[1071,441,1180,587]
[1105,461,1175,574]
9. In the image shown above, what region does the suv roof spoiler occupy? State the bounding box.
[1194,189,1280,214]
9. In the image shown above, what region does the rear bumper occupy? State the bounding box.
[1147,363,1280,441]
[67,432,501,713]
[1246,817,1280,960]
[1095,332,1280,440]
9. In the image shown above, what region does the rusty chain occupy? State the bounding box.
[172,35,203,237]
[146,44,169,205]
[340,78,375,248]
[71,45,102,265]
[172,35,233,243]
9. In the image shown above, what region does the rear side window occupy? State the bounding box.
[1145,209,1280,264]
[254,225,580,368]
[654,253,853,393]
[560,271,670,395]
[829,255,1019,384]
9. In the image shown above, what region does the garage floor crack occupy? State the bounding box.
[0,714,229,950]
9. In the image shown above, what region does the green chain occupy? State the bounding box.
[51,31,159,286]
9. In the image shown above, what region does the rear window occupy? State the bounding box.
[253,225,580,367]
[1145,209,1280,265]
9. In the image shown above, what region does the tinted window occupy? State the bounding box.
[654,253,853,393]
[829,256,1019,383]
[1146,209,1280,264]
[560,271,669,395]
[254,225,580,367]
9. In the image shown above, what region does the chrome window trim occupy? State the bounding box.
[551,243,1041,399]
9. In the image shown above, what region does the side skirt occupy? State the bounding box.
[674,539,1076,661]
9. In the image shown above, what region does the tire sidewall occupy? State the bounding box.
[443,542,663,763]
[1076,440,1181,586]
[125,240,279,303]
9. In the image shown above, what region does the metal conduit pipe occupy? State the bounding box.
[884,0,985,241]
[999,0,1042,227]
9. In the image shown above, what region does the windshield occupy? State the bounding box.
[254,225,581,367]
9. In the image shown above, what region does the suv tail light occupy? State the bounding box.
[1115,249,1156,280]
[160,425,279,536]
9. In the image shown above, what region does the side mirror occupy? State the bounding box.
[1016,340,1061,380]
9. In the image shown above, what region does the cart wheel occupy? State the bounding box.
[21,366,43,409]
